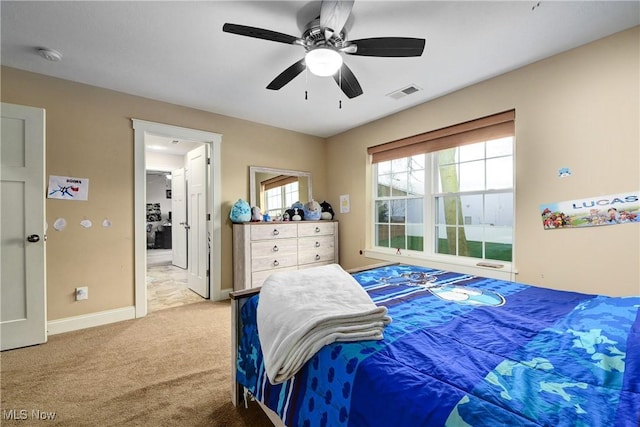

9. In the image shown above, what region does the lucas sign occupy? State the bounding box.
[540,192,639,229]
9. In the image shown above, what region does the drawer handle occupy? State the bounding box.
[273,260,279,267]
[315,227,321,233]
[273,229,280,236]
[273,245,279,252]
[315,254,321,261]
[315,241,320,248]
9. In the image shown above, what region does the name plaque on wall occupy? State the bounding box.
[540,191,639,229]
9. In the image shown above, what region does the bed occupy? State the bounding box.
[230,263,640,427]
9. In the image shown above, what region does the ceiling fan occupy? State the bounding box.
[222,0,426,99]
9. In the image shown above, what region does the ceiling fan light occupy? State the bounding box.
[305,48,343,77]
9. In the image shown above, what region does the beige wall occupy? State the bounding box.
[1,67,326,320]
[326,27,640,296]
[1,26,638,325]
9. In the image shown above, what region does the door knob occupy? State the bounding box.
[27,234,40,243]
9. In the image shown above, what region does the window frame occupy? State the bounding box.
[366,111,517,280]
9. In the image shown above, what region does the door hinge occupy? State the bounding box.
[207,213,211,221]
[207,157,210,165]
[206,270,210,277]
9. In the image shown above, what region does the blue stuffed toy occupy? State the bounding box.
[303,200,322,220]
[229,199,251,223]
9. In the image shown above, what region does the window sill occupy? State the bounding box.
[363,249,518,282]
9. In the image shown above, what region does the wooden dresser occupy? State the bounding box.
[232,221,339,290]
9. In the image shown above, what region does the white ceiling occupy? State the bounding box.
[2,1,638,138]
[145,134,202,155]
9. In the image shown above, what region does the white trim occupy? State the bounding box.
[132,119,223,318]
[364,249,517,281]
[47,306,135,335]
[209,138,224,301]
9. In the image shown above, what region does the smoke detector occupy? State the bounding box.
[38,48,63,62]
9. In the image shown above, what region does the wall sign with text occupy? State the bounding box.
[539,192,639,229]
[47,175,89,201]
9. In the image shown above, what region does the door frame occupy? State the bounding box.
[132,119,222,318]
[170,167,187,269]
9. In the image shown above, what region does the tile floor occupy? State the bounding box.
[146,249,205,313]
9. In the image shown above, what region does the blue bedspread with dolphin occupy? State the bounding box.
[236,264,640,426]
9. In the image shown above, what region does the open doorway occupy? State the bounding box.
[132,119,223,319]
[145,167,202,313]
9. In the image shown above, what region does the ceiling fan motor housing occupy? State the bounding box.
[302,18,348,51]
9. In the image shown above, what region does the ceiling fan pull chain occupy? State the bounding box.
[305,67,309,100]
[338,67,342,109]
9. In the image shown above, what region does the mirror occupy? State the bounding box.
[250,166,313,219]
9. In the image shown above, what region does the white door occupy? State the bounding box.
[1,103,47,351]
[171,168,187,269]
[186,145,208,298]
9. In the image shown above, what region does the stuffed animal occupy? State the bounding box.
[229,199,251,223]
[320,200,335,220]
[286,201,305,221]
[251,206,262,222]
[303,199,322,220]
[286,207,304,221]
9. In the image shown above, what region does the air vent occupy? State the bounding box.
[387,84,422,100]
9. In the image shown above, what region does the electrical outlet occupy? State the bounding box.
[75,286,88,301]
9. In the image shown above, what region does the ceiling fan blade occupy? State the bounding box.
[223,23,300,45]
[267,59,307,90]
[320,0,354,37]
[348,37,426,57]
[333,63,363,99]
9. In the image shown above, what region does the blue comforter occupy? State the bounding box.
[236,265,640,426]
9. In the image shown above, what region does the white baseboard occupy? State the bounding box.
[47,306,136,335]
[216,287,233,301]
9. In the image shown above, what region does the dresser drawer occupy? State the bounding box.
[251,223,298,240]
[298,235,335,253]
[251,253,298,272]
[298,240,335,266]
[251,239,298,259]
[297,222,335,237]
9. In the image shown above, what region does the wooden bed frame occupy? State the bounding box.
[229,263,394,425]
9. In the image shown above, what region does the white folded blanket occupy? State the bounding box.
[257,263,391,384]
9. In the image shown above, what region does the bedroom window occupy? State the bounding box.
[369,110,515,264]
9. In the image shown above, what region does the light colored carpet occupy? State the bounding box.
[0,301,273,426]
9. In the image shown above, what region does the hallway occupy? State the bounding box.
[146,249,204,312]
